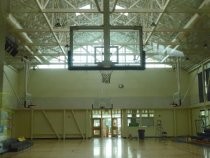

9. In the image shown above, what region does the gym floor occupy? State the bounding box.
[1,138,209,158]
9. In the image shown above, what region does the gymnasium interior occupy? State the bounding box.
[1,0,210,157]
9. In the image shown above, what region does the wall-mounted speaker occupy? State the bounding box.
[5,36,18,57]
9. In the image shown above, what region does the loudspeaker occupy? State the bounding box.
[5,36,18,57]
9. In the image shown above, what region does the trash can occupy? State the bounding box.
[138,129,145,140]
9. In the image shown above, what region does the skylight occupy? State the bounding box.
[146,58,172,68]
[36,55,172,69]
[36,64,66,69]
[115,5,128,16]
[49,56,66,63]
[76,4,91,16]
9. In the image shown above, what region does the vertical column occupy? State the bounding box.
[188,109,192,136]
[63,109,66,140]
[0,0,7,108]
[173,109,177,137]
[30,109,34,140]
[201,64,207,104]
[103,0,111,65]
[176,57,181,106]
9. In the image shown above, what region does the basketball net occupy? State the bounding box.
[100,70,112,84]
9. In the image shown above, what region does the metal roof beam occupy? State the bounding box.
[14,27,210,33]
[112,0,141,23]
[93,0,102,12]
[144,0,172,45]
[43,0,50,9]
[35,0,66,57]
[11,8,210,13]
[155,0,164,9]
[111,0,119,13]
[64,0,92,22]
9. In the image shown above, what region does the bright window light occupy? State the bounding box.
[115,5,128,16]
[146,64,172,68]
[36,43,173,69]
[76,4,91,16]
[35,55,67,69]
[36,64,66,69]
[146,58,172,68]
[49,56,66,63]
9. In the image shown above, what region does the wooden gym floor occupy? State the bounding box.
[1,138,209,158]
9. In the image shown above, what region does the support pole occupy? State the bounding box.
[176,57,181,105]
[63,109,66,140]
[173,109,177,137]
[201,64,207,104]
[0,0,7,110]
[30,109,34,140]
[23,58,30,108]
[85,110,88,139]
[103,0,111,65]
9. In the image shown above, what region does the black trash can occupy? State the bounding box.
[138,129,145,140]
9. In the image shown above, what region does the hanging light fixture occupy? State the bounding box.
[54,19,62,27]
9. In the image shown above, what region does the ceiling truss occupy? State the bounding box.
[3,0,210,71]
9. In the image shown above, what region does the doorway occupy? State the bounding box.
[93,118,101,137]
[102,110,112,137]
[92,109,121,138]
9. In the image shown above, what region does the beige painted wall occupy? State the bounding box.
[14,68,198,139]
[0,66,18,140]
[189,69,200,106]
[13,108,191,139]
[2,66,19,108]
[12,109,92,139]
[191,107,201,136]
[12,110,31,138]
[123,109,190,137]
[17,68,190,109]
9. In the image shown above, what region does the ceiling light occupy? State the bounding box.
[185,57,190,61]
[55,22,61,27]
[65,44,69,48]
[151,22,157,27]
[54,19,61,27]
[204,43,208,48]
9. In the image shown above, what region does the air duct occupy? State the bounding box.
[6,14,43,63]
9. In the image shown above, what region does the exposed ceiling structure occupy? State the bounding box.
[4,0,210,71]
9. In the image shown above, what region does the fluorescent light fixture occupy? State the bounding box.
[161,55,169,62]
[183,14,199,29]
[37,50,48,60]
[7,14,33,43]
[24,45,34,55]
[34,56,42,63]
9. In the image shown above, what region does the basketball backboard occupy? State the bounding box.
[68,26,145,70]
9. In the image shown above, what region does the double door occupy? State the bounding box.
[92,110,121,137]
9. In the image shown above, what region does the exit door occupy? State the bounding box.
[92,109,121,138]
[92,118,101,137]
[112,118,121,137]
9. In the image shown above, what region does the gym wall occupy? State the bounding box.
[12,108,191,139]
[17,68,190,109]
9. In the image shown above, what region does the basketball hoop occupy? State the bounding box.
[100,70,112,84]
